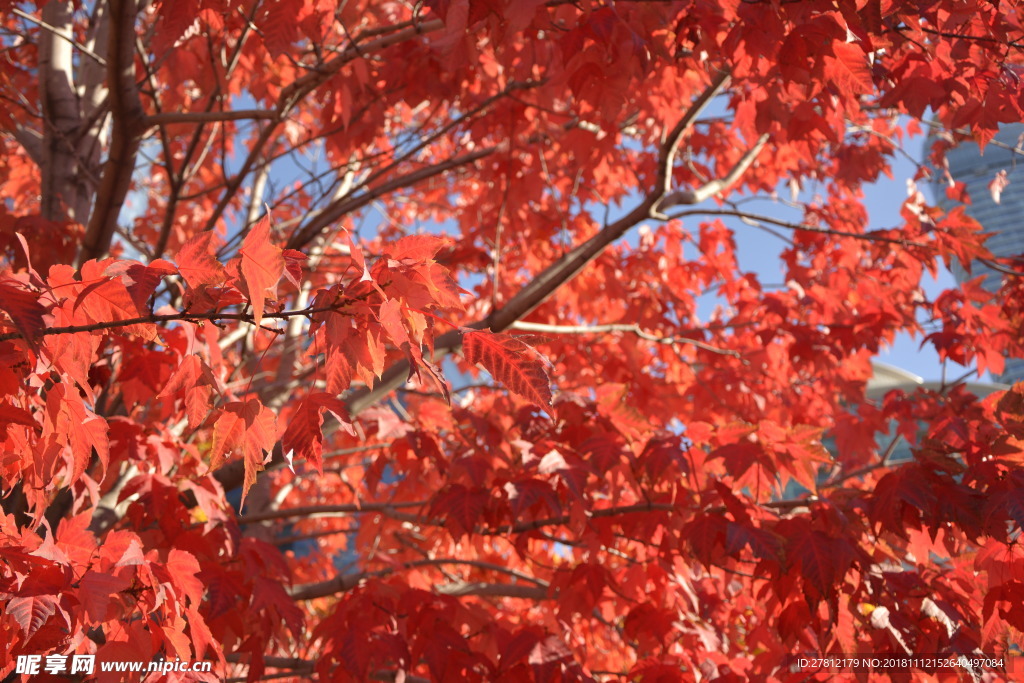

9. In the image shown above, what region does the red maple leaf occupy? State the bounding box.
[281,392,354,473]
[158,354,217,430]
[462,330,553,408]
[174,232,225,289]
[237,216,285,328]
[0,279,46,343]
[210,399,278,504]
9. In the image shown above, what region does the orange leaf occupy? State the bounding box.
[74,275,155,340]
[174,232,225,289]
[0,279,46,342]
[43,383,109,485]
[7,594,61,640]
[165,548,204,605]
[281,392,353,473]
[462,330,553,408]
[429,484,488,538]
[238,215,284,328]
[825,41,873,95]
[78,570,130,622]
[158,355,217,430]
[210,399,277,505]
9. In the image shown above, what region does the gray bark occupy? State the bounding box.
[39,1,91,223]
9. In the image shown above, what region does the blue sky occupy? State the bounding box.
[846,149,960,381]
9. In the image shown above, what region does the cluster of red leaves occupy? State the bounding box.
[0,217,561,680]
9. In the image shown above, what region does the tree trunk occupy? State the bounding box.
[38,1,91,224]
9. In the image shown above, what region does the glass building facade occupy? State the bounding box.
[930,123,1024,384]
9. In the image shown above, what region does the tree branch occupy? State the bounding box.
[434,581,549,599]
[38,1,89,224]
[0,302,358,343]
[201,18,444,234]
[286,145,500,250]
[491,501,678,535]
[14,7,107,65]
[238,500,426,524]
[283,79,542,249]
[508,320,742,357]
[271,525,355,545]
[226,671,314,683]
[655,70,731,199]
[291,556,549,600]
[78,0,145,266]
[339,70,744,418]
[667,208,931,248]
[225,654,312,669]
[655,133,769,213]
[212,69,767,492]
[9,126,43,165]
[146,109,278,126]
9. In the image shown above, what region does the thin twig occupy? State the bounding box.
[239,500,427,524]
[13,7,107,65]
[201,18,444,234]
[655,70,732,200]
[508,321,742,358]
[667,208,932,248]
[0,302,353,343]
[146,109,278,126]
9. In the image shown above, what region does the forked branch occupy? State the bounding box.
[338,69,755,418]
[655,133,769,214]
[200,18,445,234]
[509,320,742,358]
[212,68,771,492]
[286,145,499,250]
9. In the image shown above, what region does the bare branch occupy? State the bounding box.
[39,1,90,224]
[434,581,549,599]
[14,7,107,65]
[225,654,313,669]
[655,69,731,199]
[509,320,742,358]
[291,559,550,601]
[8,126,43,165]
[0,301,359,343]
[668,208,931,248]
[79,0,145,266]
[286,145,499,250]
[146,109,278,126]
[75,1,110,181]
[201,18,444,234]
[978,257,1024,277]
[656,133,770,213]
[271,525,354,545]
[239,500,426,525]
[492,501,678,535]
[283,79,542,249]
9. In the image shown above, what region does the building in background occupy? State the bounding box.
[930,123,1024,383]
[866,362,1010,463]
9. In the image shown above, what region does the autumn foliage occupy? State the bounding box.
[4,0,1024,680]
